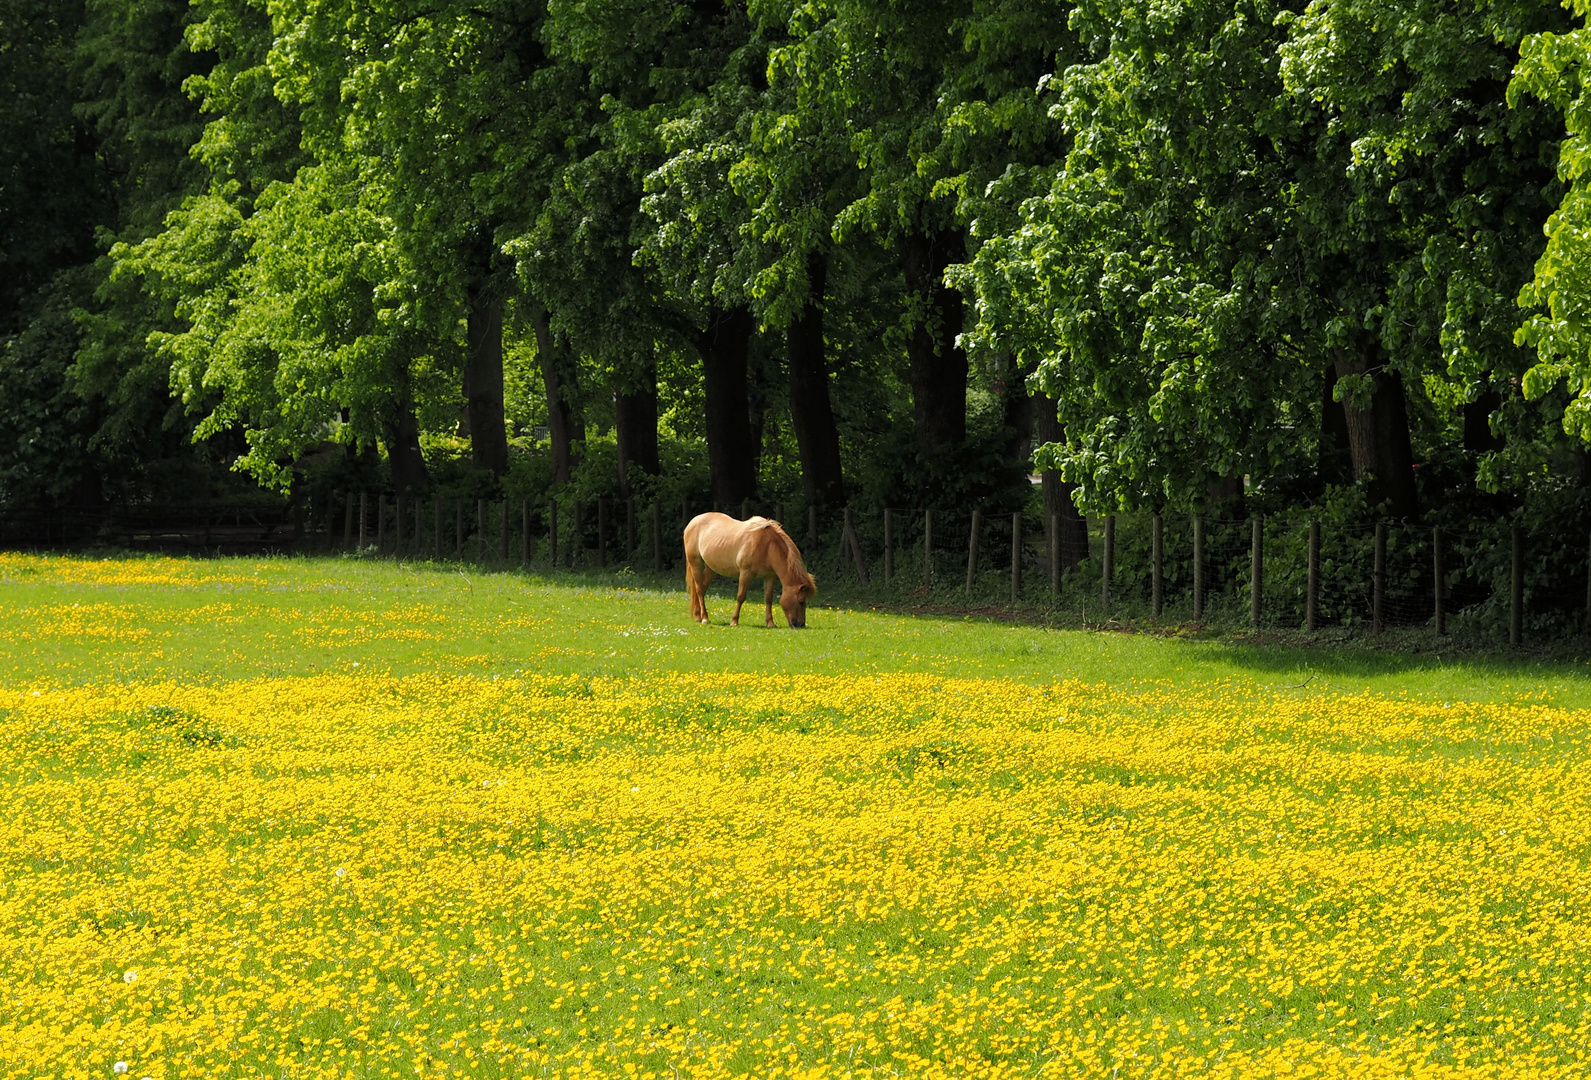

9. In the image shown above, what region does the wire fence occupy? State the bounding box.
[5,493,1586,643]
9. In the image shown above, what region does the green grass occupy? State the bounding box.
[2,552,1586,704]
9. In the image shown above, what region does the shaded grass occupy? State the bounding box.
[2,552,1587,705]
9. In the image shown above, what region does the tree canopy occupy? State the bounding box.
[4,0,1591,537]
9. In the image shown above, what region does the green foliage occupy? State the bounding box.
[972,0,1568,513]
[0,270,98,504]
[1513,0,1591,443]
[124,162,454,490]
[10,0,1591,571]
[0,0,104,324]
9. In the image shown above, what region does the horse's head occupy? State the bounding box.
[781,576,816,629]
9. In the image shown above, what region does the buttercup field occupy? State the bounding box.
[14,0,1591,1073]
[3,554,1591,1079]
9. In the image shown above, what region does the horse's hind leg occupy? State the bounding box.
[763,578,776,627]
[685,556,710,624]
[694,566,715,624]
[731,569,753,627]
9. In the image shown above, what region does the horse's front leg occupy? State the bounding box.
[732,569,753,627]
[763,578,776,628]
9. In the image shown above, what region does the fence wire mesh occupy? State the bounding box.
[8,493,1590,643]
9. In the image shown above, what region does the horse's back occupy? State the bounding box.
[685,512,778,576]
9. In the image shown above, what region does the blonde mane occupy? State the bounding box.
[759,518,815,589]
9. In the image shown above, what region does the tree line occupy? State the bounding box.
[7,0,1591,559]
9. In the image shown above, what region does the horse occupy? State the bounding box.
[682,512,817,628]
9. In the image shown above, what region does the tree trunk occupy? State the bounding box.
[384,406,430,494]
[748,355,769,491]
[1464,387,1504,454]
[1002,356,1035,468]
[615,362,660,496]
[1318,363,1353,486]
[1035,394,1087,572]
[901,229,968,457]
[1333,347,1418,518]
[529,302,584,485]
[1207,475,1245,517]
[464,285,509,475]
[697,305,758,510]
[787,252,845,507]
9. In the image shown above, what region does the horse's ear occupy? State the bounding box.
[803,577,817,598]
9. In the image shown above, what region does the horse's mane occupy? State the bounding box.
[759,518,816,588]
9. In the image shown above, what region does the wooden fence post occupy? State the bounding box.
[652,501,662,571]
[1306,519,1320,632]
[521,500,530,565]
[394,495,403,554]
[1250,516,1263,630]
[1101,515,1115,611]
[358,492,368,551]
[1372,522,1386,634]
[1511,525,1524,646]
[454,499,464,559]
[1432,525,1444,636]
[626,497,636,563]
[477,499,486,563]
[741,498,750,521]
[344,494,354,549]
[1151,514,1163,619]
[966,510,981,594]
[500,500,510,561]
[1011,512,1023,604]
[377,495,386,554]
[844,507,869,585]
[597,498,608,569]
[1192,515,1204,622]
[924,509,934,589]
[883,508,894,586]
[433,499,442,562]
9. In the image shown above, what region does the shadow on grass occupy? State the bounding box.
[511,561,1591,684]
[51,549,1581,691]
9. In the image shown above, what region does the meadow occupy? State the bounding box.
[2,553,1591,1079]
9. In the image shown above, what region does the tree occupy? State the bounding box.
[1279,0,1567,515]
[614,3,785,508]
[0,0,104,507]
[972,0,1566,519]
[1512,0,1591,451]
[126,160,444,493]
[267,0,582,481]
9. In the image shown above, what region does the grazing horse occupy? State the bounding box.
[682,513,817,628]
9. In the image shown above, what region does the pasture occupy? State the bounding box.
[2,553,1591,1079]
